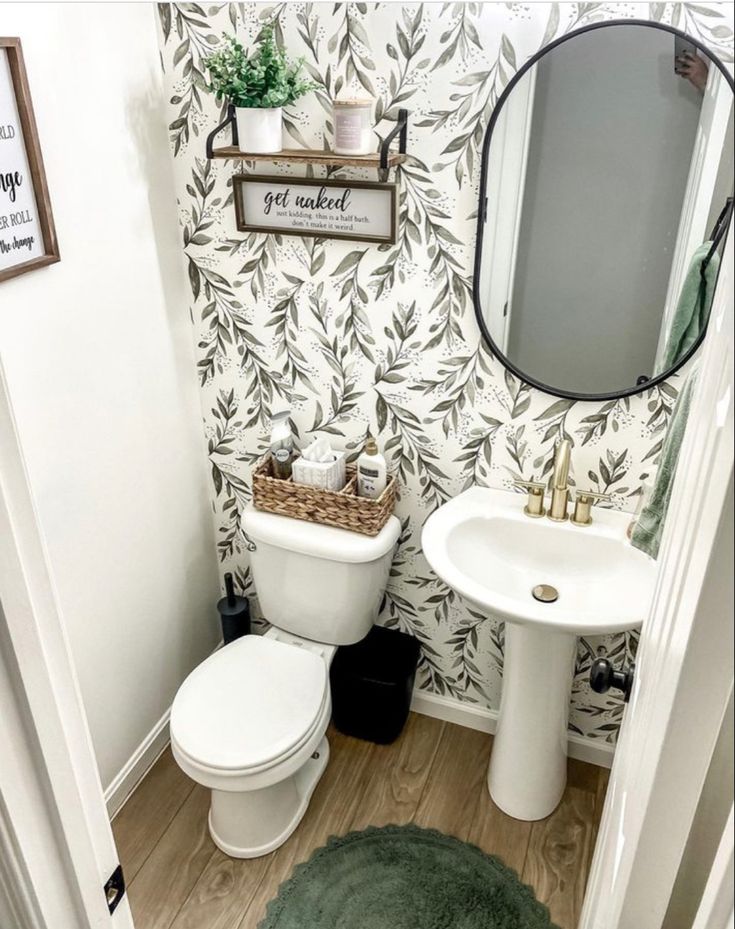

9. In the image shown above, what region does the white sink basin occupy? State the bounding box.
[423,486,656,636]
[422,486,657,821]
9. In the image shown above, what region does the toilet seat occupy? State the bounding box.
[173,687,330,780]
[170,635,328,777]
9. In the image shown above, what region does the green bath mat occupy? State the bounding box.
[258,824,558,929]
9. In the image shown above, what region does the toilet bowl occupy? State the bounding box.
[171,632,333,857]
[170,508,400,858]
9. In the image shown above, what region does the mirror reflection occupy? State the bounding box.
[478,24,733,397]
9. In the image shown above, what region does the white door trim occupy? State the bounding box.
[0,789,46,929]
[0,360,135,929]
[580,225,734,929]
[692,806,734,929]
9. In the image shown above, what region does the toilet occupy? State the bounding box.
[170,506,401,858]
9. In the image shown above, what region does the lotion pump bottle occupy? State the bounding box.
[357,434,387,499]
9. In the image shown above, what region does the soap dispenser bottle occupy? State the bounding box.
[356,434,387,499]
[270,410,294,479]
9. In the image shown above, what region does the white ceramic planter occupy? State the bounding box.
[235,106,283,154]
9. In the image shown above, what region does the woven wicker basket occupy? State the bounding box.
[252,456,397,536]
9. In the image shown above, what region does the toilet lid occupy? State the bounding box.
[170,636,328,772]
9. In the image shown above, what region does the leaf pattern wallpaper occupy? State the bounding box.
[158,2,733,745]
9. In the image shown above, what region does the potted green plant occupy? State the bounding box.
[205,26,314,154]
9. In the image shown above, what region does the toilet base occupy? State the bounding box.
[208,736,330,858]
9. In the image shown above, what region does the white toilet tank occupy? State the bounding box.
[241,507,401,645]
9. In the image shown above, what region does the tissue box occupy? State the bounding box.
[292,451,346,492]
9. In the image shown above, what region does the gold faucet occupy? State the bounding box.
[548,439,572,522]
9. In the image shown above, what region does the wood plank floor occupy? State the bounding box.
[113,715,608,929]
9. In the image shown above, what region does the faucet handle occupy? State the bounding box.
[571,489,611,527]
[576,489,610,502]
[514,480,546,519]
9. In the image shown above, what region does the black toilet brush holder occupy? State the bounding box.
[217,573,250,645]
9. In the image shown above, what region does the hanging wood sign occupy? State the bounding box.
[0,38,59,284]
[233,175,397,244]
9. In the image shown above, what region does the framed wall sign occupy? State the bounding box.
[233,175,397,244]
[1,37,59,284]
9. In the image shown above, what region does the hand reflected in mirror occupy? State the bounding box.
[675,50,709,92]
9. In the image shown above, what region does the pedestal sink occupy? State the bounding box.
[422,487,657,821]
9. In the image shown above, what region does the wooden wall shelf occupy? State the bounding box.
[209,147,407,170]
[206,106,409,177]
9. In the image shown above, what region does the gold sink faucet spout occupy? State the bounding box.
[548,439,572,522]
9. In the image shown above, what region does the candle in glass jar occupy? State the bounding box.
[332,98,374,156]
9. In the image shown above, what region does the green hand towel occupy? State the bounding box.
[658,242,720,374]
[631,372,697,559]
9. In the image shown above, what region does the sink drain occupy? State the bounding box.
[532,584,558,603]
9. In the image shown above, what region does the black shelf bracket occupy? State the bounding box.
[378,107,409,181]
[205,103,238,159]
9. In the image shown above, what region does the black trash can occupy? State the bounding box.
[330,625,421,744]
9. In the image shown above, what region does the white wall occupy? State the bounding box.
[0,3,220,791]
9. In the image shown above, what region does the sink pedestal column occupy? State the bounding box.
[488,622,577,821]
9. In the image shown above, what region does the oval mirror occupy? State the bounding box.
[475,21,734,400]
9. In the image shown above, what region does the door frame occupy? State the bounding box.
[478,67,536,353]
[580,226,734,929]
[692,806,734,929]
[0,361,135,929]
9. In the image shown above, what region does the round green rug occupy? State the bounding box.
[258,824,558,929]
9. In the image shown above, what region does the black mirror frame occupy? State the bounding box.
[473,18,734,402]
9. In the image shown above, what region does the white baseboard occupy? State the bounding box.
[104,708,171,819]
[410,689,615,769]
[104,639,225,819]
[105,656,613,820]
